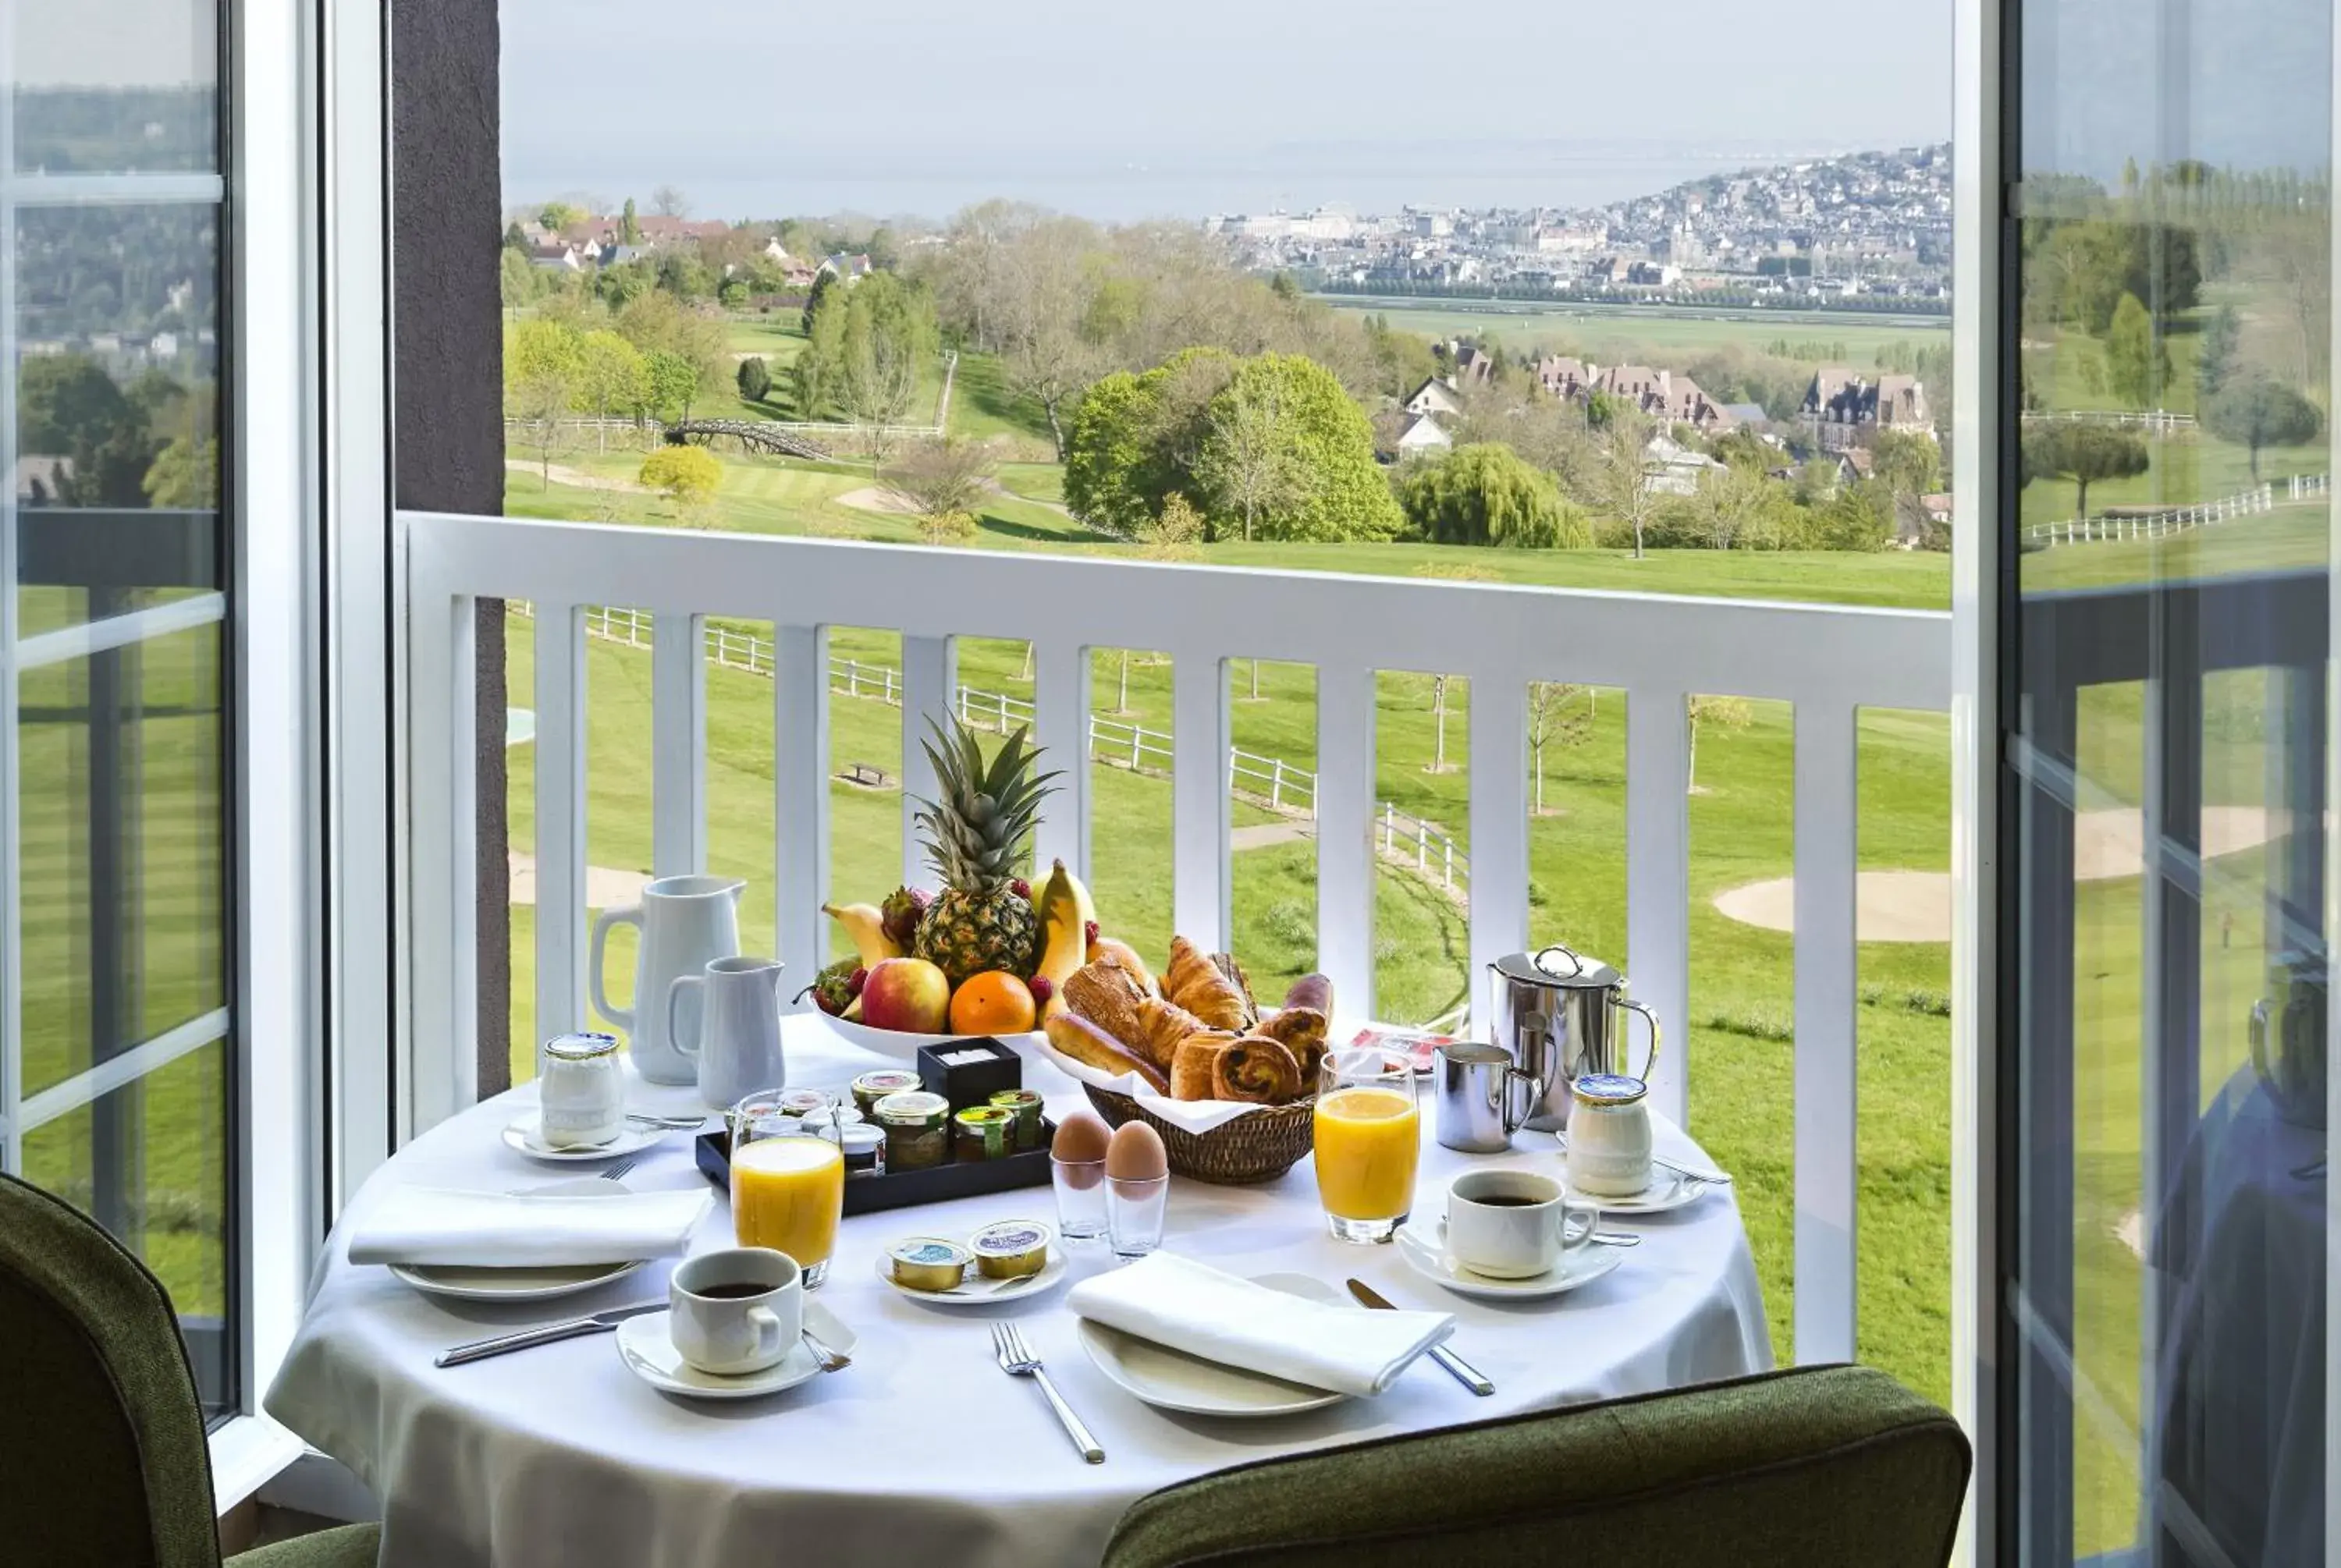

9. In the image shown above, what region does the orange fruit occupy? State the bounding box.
[950,970,1037,1034]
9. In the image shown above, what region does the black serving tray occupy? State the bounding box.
[695,1123,1056,1216]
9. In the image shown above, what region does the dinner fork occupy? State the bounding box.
[993,1322,1104,1463]
[599,1155,641,1183]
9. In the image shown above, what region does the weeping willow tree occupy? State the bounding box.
[1399,442,1590,548]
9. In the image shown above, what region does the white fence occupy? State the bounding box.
[2019,407,2197,435]
[2024,474,2327,547]
[515,601,1475,896]
[409,513,1950,1365]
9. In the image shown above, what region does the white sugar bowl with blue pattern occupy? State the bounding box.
[1565,1074,1653,1197]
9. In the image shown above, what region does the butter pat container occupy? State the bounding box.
[888,1236,972,1292]
[968,1219,1051,1280]
[917,1038,1022,1115]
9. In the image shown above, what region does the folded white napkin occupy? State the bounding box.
[346,1186,711,1268]
[1065,1251,1453,1397]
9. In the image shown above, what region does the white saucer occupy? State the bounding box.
[502,1116,666,1163]
[1076,1273,1350,1417]
[614,1299,856,1400]
[1394,1219,1628,1301]
[875,1244,1069,1306]
[392,1258,648,1302]
[1551,1152,1714,1215]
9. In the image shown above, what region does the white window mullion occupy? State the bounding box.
[0,1,20,1180]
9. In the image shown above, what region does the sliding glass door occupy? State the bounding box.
[2006,0,2331,1561]
[0,0,234,1421]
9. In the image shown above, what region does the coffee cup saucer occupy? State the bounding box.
[615,1299,855,1399]
[1393,1218,1626,1302]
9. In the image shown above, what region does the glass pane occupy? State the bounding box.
[2013,0,2330,1561]
[21,1040,233,1420]
[10,0,218,172]
[13,201,222,633]
[18,624,226,1096]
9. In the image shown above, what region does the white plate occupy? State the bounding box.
[614,1299,856,1400]
[1551,1152,1714,1215]
[873,1244,1068,1305]
[1393,1219,1628,1301]
[501,1116,666,1163]
[391,1258,648,1302]
[814,1013,1046,1060]
[1076,1273,1351,1417]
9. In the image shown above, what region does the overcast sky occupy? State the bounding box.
[501,0,1955,220]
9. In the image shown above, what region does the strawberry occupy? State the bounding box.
[1028,974,1055,1005]
[1084,920,1099,945]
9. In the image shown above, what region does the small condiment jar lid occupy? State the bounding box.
[544,1031,621,1061]
[1572,1073,1647,1106]
[873,1090,951,1126]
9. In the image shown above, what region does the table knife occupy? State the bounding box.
[1345,1278,1495,1396]
[435,1301,667,1368]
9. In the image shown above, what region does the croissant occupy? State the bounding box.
[1163,936,1250,1031]
[1170,1034,1303,1103]
[1254,1006,1328,1087]
[1128,995,1213,1070]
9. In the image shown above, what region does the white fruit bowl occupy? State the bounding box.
[812,1012,1045,1062]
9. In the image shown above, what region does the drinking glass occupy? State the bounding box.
[1051,1152,1109,1241]
[1107,1173,1169,1260]
[1313,1048,1420,1243]
[731,1112,846,1287]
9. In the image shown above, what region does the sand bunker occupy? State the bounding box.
[1712,806,2280,942]
[835,484,922,515]
[507,851,653,910]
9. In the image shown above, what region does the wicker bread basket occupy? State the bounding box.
[1080,1084,1317,1185]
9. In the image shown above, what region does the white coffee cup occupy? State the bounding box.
[1442,1170,1600,1279]
[670,1247,801,1375]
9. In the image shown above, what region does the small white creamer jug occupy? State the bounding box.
[668,955,785,1111]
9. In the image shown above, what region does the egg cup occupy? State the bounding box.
[1050,1155,1109,1240]
[1107,1173,1170,1260]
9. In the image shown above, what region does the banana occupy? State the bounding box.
[821,902,903,968]
[1029,859,1098,1020]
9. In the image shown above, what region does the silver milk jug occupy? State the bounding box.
[1486,945,1661,1133]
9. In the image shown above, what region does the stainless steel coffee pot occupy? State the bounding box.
[1487,945,1661,1133]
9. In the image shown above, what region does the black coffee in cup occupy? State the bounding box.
[691,1281,773,1300]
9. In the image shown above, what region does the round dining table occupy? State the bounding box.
[266,1019,1772,1568]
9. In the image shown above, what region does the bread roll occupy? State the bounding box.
[1281,973,1333,1017]
[1044,1013,1170,1097]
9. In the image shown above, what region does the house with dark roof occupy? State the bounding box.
[1799,367,1934,452]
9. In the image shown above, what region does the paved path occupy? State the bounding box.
[503,457,646,493]
[506,850,652,910]
[1231,820,1313,852]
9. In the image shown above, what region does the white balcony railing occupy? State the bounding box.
[400,511,1952,1364]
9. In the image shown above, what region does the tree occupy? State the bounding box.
[882,435,996,537]
[2197,304,2242,403]
[1688,457,1775,550]
[2020,423,2150,518]
[18,355,160,506]
[2254,215,2330,388]
[538,201,584,233]
[2103,292,2168,407]
[820,272,939,473]
[1525,681,1591,814]
[651,184,689,218]
[644,349,699,423]
[1195,353,1402,542]
[1587,407,1662,559]
[1869,428,1941,545]
[737,355,771,404]
[1062,371,1160,536]
[991,214,1107,459]
[504,319,585,487]
[574,330,647,452]
[143,434,219,509]
[621,197,641,245]
[1196,366,1302,542]
[800,268,837,338]
[2201,378,2323,481]
[639,445,723,519]
[1686,694,1753,793]
[1138,492,1205,562]
[1400,442,1587,548]
[1428,674,1456,774]
[499,247,538,316]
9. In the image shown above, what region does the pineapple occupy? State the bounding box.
[909,716,1060,988]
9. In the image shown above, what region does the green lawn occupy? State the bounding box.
[1324,297,1948,365]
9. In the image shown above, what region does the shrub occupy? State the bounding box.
[638,445,723,513]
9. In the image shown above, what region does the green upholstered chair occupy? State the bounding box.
[1102,1363,1970,1568]
[0,1172,382,1568]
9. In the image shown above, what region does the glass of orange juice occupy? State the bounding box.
[731,1118,846,1287]
[1313,1048,1420,1243]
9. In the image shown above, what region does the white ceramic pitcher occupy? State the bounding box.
[589,874,744,1084]
[668,956,786,1110]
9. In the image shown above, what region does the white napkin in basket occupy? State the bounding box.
[1066,1251,1452,1397]
[346,1185,710,1268]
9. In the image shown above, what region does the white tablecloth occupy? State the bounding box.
[268,1020,1771,1568]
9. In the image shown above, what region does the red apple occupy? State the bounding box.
[858,956,950,1033]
